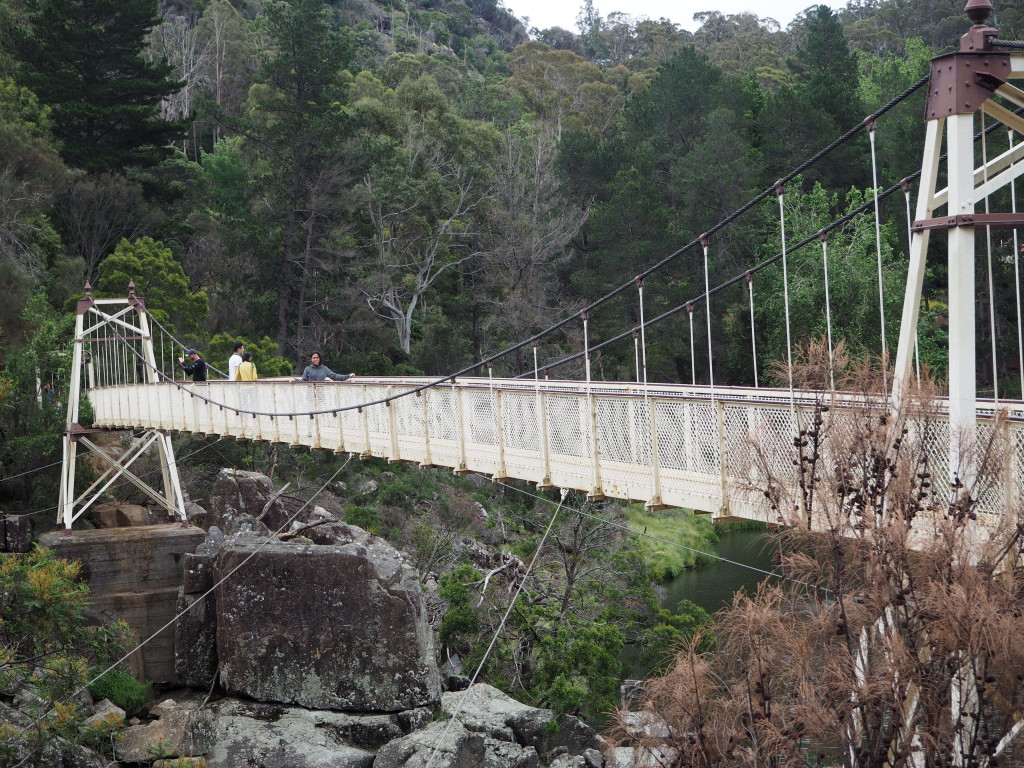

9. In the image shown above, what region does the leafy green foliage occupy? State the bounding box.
[0,547,134,765]
[0,292,74,509]
[344,505,381,533]
[95,237,208,337]
[87,669,148,716]
[206,333,293,379]
[436,500,716,720]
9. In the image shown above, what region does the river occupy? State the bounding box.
[620,529,780,684]
[660,528,779,616]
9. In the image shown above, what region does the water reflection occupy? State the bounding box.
[661,529,779,616]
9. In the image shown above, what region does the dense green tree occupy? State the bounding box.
[95,236,208,337]
[5,0,185,174]
[765,5,867,189]
[240,0,359,358]
[558,46,762,383]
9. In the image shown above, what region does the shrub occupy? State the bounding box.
[88,669,148,716]
[344,505,380,532]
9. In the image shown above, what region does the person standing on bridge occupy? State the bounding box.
[229,341,244,381]
[292,352,355,382]
[179,349,208,382]
[237,351,257,381]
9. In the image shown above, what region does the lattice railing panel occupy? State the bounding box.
[86,377,1024,524]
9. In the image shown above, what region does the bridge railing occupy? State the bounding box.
[86,377,1024,523]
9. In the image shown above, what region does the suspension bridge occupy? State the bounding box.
[57,2,1024,534]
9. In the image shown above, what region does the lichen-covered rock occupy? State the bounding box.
[215,539,441,711]
[115,698,215,763]
[83,699,125,729]
[483,737,540,767]
[205,469,290,533]
[174,590,217,689]
[204,699,375,768]
[441,684,598,756]
[606,746,676,767]
[373,720,485,768]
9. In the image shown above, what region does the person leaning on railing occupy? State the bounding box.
[291,351,355,383]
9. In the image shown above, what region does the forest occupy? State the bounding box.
[4,0,1023,511]
[6,2,1024,762]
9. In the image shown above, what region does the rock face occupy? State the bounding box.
[205,469,291,533]
[441,683,599,758]
[204,699,377,768]
[215,537,441,712]
[374,720,485,768]
[39,524,205,682]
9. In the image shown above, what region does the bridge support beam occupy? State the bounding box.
[59,284,186,531]
[893,9,1023,496]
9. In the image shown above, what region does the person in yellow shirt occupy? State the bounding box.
[236,351,257,381]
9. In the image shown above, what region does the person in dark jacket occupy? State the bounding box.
[292,352,355,382]
[179,348,208,382]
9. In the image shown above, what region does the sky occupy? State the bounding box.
[503,0,839,33]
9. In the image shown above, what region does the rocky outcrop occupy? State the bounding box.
[441,683,600,758]
[215,536,441,711]
[374,720,485,768]
[116,697,216,763]
[204,699,377,768]
[205,469,291,533]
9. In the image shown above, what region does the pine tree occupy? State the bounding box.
[7,0,184,173]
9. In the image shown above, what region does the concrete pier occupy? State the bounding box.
[39,524,205,683]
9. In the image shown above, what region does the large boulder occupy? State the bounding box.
[204,699,376,768]
[174,590,217,689]
[115,697,216,763]
[373,720,485,768]
[215,537,441,712]
[205,469,291,533]
[440,683,598,756]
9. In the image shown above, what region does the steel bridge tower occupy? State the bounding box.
[58,282,186,531]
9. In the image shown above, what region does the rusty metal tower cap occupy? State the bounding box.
[964,0,993,26]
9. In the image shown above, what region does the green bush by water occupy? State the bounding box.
[626,506,719,580]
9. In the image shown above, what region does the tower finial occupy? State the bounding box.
[84,282,92,301]
[127,280,136,299]
[964,0,993,26]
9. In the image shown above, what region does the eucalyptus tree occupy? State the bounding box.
[478,127,587,372]
[196,0,258,141]
[0,78,66,295]
[351,71,501,357]
[507,42,633,141]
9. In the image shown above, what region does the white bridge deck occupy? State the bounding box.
[86,377,1024,522]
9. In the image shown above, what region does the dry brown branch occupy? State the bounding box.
[616,343,1024,767]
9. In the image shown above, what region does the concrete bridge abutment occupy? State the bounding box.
[39,524,205,684]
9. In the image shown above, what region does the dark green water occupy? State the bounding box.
[621,530,780,682]
[661,529,779,616]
